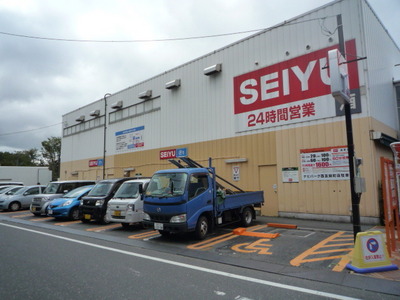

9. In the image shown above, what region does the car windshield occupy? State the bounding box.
[87,182,114,197]
[43,183,60,194]
[114,182,140,198]
[5,186,23,195]
[145,173,187,198]
[63,186,93,198]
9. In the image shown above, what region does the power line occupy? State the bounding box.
[0,123,62,137]
[0,16,337,43]
[0,28,265,43]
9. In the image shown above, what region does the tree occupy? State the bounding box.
[41,137,61,180]
[0,149,39,166]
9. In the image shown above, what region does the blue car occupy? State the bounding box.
[47,185,94,220]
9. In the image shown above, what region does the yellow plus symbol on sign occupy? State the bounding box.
[231,239,273,255]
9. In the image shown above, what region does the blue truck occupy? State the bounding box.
[143,158,264,239]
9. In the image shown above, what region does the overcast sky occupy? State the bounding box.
[0,0,398,153]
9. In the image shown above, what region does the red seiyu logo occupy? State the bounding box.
[233,39,359,115]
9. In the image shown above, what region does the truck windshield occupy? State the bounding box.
[87,182,114,197]
[114,182,140,198]
[145,173,187,198]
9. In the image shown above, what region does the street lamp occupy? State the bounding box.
[103,93,112,179]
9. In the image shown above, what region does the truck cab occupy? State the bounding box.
[105,178,150,228]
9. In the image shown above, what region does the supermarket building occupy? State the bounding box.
[60,0,400,224]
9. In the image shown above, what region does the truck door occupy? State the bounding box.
[186,173,212,227]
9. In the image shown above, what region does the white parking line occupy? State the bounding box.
[0,222,359,300]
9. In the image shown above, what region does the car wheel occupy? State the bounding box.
[9,201,21,212]
[158,230,170,237]
[240,207,253,227]
[99,214,110,225]
[194,215,209,240]
[69,207,80,221]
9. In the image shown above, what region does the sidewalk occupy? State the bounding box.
[257,216,400,282]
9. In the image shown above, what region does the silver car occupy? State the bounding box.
[0,185,46,211]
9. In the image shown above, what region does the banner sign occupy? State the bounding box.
[300,146,349,181]
[115,126,144,153]
[233,40,360,132]
[89,159,103,167]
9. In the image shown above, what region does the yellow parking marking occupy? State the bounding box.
[128,230,160,239]
[290,231,353,271]
[86,224,122,232]
[31,217,54,222]
[188,224,270,250]
[11,213,32,218]
[231,239,273,255]
[54,220,82,226]
[188,232,237,250]
[332,249,353,272]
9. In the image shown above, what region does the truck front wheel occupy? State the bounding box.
[241,207,253,227]
[194,215,209,240]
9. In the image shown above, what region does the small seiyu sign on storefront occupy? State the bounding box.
[301,146,350,181]
[233,40,360,132]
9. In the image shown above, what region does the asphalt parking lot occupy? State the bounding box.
[2,209,400,296]
[0,210,359,272]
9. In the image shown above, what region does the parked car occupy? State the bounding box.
[106,178,150,228]
[0,185,18,193]
[30,180,97,216]
[47,185,94,220]
[0,185,46,211]
[0,186,23,197]
[79,178,140,224]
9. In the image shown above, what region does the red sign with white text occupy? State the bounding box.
[233,39,359,115]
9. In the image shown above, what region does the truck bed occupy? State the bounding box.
[216,191,264,212]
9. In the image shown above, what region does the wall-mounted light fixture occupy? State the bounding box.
[75,115,85,122]
[111,100,123,110]
[224,158,248,164]
[204,63,222,76]
[71,171,78,176]
[138,90,152,99]
[165,79,181,89]
[89,109,100,117]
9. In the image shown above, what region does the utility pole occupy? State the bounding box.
[103,93,111,180]
[336,15,361,240]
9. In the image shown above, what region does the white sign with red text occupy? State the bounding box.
[233,40,359,132]
[301,146,350,181]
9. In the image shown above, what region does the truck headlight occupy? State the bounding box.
[170,214,186,223]
[95,199,104,206]
[127,204,134,211]
[143,213,150,221]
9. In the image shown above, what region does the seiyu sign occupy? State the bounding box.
[233,40,360,132]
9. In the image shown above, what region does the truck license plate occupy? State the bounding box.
[154,223,163,230]
[31,207,36,212]
[113,210,121,217]
[84,214,91,220]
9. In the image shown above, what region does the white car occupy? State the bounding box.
[106,178,150,228]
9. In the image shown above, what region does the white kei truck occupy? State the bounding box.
[105,178,150,228]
